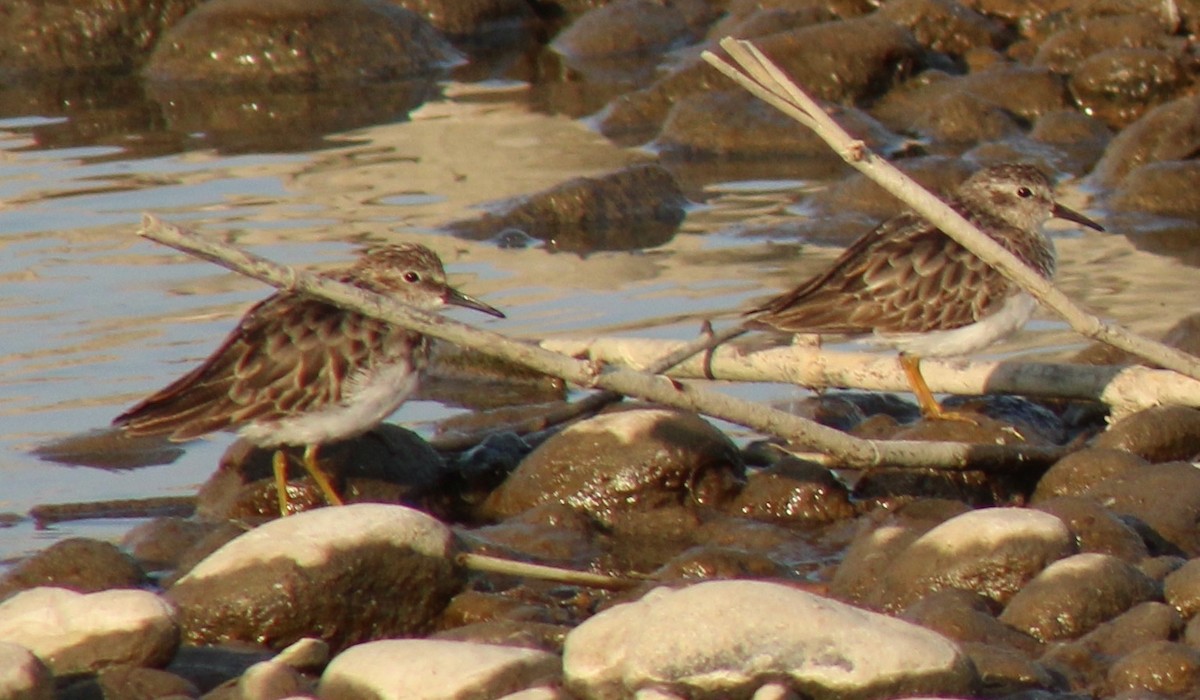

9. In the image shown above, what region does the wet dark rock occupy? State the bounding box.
[1041,600,1182,691]
[58,665,199,700]
[468,502,605,568]
[0,641,51,699]
[998,553,1159,642]
[120,517,216,573]
[165,644,275,696]
[1105,641,1200,696]
[599,16,924,142]
[829,498,972,606]
[479,407,744,529]
[1110,161,1200,220]
[1033,497,1150,562]
[901,589,1042,655]
[652,545,789,583]
[960,0,1071,26]
[160,522,246,588]
[1139,555,1187,583]
[144,0,459,86]
[432,619,570,653]
[1092,406,1200,462]
[0,538,146,601]
[1089,94,1200,190]
[877,0,1008,56]
[166,504,463,651]
[730,457,856,526]
[1163,558,1200,618]
[1068,48,1193,131]
[197,424,448,520]
[657,90,902,161]
[941,394,1067,444]
[875,507,1074,612]
[319,639,560,699]
[0,0,201,77]
[1078,461,1200,556]
[551,0,697,59]
[1033,15,1178,73]
[447,163,687,253]
[705,6,834,43]
[961,642,1057,694]
[1031,447,1149,502]
[563,580,977,699]
[0,588,178,675]
[394,0,540,40]
[1073,311,1200,367]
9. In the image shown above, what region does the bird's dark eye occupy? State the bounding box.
[403,271,421,283]
[1017,186,1033,198]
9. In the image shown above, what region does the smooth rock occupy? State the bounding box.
[1106,641,1200,695]
[0,537,146,600]
[1163,558,1200,618]
[729,457,856,525]
[1033,497,1150,562]
[999,553,1159,642]
[319,639,560,699]
[563,580,977,699]
[1078,461,1200,555]
[551,0,696,58]
[1110,160,1200,220]
[1031,448,1149,502]
[1090,94,1200,189]
[876,0,1006,55]
[166,504,462,651]
[0,642,52,700]
[901,589,1041,655]
[0,588,178,675]
[878,508,1074,611]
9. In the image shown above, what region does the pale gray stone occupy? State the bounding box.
[318,639,560,699]
[0,642,52,700]
[563,580,976,700]
[0,587,177,675]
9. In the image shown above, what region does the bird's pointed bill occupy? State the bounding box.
[445,287,505,318]
[1052,202,1104,232]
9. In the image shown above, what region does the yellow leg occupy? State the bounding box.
[272,450,291,517]
[899,354,977,423]
[301,444,345,507]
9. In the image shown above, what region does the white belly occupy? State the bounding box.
[872,292,1038,358]
[238,361,420,447]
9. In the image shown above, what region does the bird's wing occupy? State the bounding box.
[748,214,1014,334]
[113,293,410,441]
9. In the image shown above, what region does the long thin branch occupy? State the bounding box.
[702,38,1200,382]
[137,215,1064,471]
[540,336,1200,420]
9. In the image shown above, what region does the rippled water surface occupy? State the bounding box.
[1,78,1195,565]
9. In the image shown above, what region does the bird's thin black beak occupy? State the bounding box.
[445,287,505,318]
[1052,202,1104,232]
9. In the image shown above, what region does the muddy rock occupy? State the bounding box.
[998,553,1159,642]
[1089,94,1200,189]
[319,639,560,699]
[877,0,1008,56]
[479,407,744,530]
[599,16,924,141]
[1033,496,1150,562]
[0,0,201,76]
[1092,405,1200,462]
[0,641,52,700]
[0,538,146,602]
[144,0,460,86]
[1034,15,1178,73]
[394,0,539,40]
[1106,641,1200,696]
[876,507,1074,611]
[657,91,902,161]
[551,0,697,58]
[900,589,1042,655]
[0,588,178,676]
[447,163,687,253]
[1031,447,1149,501]
[1163,559,1200,618]
[166,504,462,651]
[1110,160,1200,220]
[1079,461,1200,556]
[729,457,856,526]
[829,498,972,606]
[1069,48,1193,130]
[563,580,977,699]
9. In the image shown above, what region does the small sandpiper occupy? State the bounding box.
[113,243,505,514]
[747,163,1103,419]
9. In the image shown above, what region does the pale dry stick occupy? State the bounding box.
[702,38,1200,383]
[541,336,1200,420]
[137,214,1064,472]
[457,552,641,591]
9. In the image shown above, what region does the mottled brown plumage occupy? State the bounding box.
[748,164,1102,417]
[114,243,504,513]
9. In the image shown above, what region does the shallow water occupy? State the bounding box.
[0,76,1194,566]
